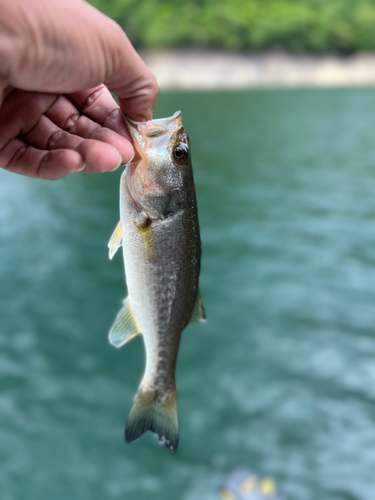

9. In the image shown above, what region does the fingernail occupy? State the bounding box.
[110,154,123,172]
[76,164,86,173]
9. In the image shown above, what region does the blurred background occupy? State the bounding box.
[2,2,375,500]
[91,0,375,52]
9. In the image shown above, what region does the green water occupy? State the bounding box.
[2,89,375,500]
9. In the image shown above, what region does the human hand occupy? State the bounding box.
[0,0,158,180]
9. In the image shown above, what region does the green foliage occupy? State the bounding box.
[89,0,375,52]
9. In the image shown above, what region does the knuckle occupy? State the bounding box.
[36,152,51,178]
[102,108,121,129]
[46,130,64,150]
[11,144,27,166]
[81,86,106,113]
[2,143,27,170]
[64,112,80,132]
[145,74,159,101]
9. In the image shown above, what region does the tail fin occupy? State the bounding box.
[125,389,179,452]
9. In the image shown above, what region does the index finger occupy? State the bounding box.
[67,85,131,140]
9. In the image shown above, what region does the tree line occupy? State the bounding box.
[90,0,375,53]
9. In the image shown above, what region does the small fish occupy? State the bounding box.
[108,111,205,452]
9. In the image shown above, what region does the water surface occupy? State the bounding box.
[2,89,375,500]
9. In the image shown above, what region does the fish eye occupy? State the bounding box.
[173,144,189,163]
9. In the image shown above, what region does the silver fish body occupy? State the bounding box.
[108,111,205,451]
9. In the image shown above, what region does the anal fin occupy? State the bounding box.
[108,220,123,260]
[109,297,141,348]
[189,289,206,324]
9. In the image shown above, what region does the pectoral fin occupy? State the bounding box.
[189,290,206,324]
[108,221,123,260]
[139,224,158,263]
[109,298,141,348]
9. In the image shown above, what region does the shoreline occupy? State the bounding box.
[141,50,375,90]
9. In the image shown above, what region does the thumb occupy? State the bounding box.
[103,33,159,122]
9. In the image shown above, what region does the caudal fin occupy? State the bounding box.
[125,389,179,452]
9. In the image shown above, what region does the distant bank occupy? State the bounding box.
[141,50,375,90]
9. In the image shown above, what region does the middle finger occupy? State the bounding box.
[44,95,133,163]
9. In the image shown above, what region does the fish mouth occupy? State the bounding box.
[123,111,182,146]
[124,111,181,129]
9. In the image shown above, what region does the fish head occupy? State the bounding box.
[124,111,193,220]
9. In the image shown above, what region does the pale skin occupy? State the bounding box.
[0,0,159,180]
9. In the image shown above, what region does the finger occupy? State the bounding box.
[116,78,159,123]
[44,94,133,163]
[0,90,58,148]
[21,115,122,174]
[67,85,130,138]
[60,114,131,165]
[101,35,159,121]
[0,137,84,180]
